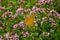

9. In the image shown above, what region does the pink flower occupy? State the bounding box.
[50,10,58,16]
[48,13,52,17]
[9,36,13,40]
[10,31,15,35]
[0,6,5,10]
[51,21,56,26]
[13,33,19,40]
[32,6,37,10]
[16,7,24,13]
[14,34,19,38]
[0,36,3,40]
[57,14,60,19]
[30,11,36,14]
[24,10,28,13]
[42,17,47,21]
[52,12,57,16]
[10,13,18,18]
[6,11,12,15]
[24,9,31,13]
[38,0,47,5]
[1,14,7,18]
[40,0,46,3]
[49,18,56,26]
[40,8,45,13]
[13,24,18,29]
[18,22,25,27]
[22,32,30,37]
[36,8,40,12]
[41,17,47,25]
[49,18,54,22]
[0,26,2,30]
[27,9,30,12]
[0,38,2,40]
[9,15,14,18]
[4,33,9,38]
[13,14,18,18]
[36,8,45,12]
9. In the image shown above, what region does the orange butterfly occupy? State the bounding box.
[25,13,35,26]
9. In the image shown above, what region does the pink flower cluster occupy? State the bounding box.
[37,0,53,5]
[41,10,59,26]
[48,10,60,19]
[22,32,31,37]
[49,18,56,26]
[16,6,45,14]
[1,11,12,18]
[4,32,19,40]
[13,22,25,29]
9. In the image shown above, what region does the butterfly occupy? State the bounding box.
[25,13,35,26]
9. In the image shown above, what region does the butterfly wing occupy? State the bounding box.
[25,13,34,26]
